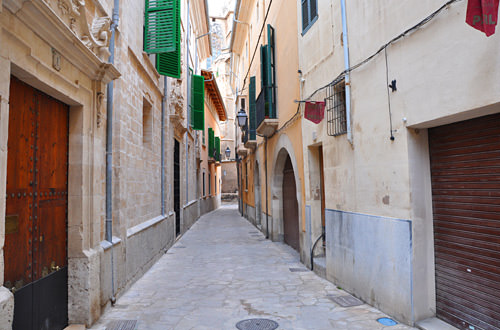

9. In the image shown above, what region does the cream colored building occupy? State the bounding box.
[209,8,239,200]
[0,0,216,328]
[298,0,500,329]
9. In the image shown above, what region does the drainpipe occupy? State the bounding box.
[106,0,119,305]
[161,76,166,216]
[265,136,269,239]
[185,1,190,208]
[340,0,353,144]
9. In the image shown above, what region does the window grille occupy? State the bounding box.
[326,79,347,136]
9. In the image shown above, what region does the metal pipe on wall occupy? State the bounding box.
[185,0,190,209]
[161,76,167,216]
[340,0,353,144]
[265,136,269,239]
[105,0,120,306]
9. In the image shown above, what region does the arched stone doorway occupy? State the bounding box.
[282,155,300,251]
[270,136,302,253]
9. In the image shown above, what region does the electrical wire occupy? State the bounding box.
[304,0,463,102]
[246,0,463,153]
[238,0,273,94]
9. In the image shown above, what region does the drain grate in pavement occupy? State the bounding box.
[236,318,279,330]
[173,246,186,248]
[289,267,309,272]
[327,294,364,307]
[106,320,138,330]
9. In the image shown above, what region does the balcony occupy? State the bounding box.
[243,123,257,150]
[237,143,248,157]
[256,90,278,137]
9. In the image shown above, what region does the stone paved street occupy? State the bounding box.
[90,205,416,330]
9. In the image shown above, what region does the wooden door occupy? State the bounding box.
[5,76,69,330]
[429,113,500,330]
[174,139,180,236]
[283,155,299,251]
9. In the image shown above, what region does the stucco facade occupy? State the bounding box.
[0,0,216,328]
[297,0,500,327]
[231,0,306,258]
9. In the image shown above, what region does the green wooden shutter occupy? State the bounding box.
[191,74,205,130]
[145,0,179,54]
[208,128,214,158]
[215,137,220,161]
[260,45,267,91]
[267,24,276,118]
[154,0,181,77]
[249,76,256,140]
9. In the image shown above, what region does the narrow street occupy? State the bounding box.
[91,205,415,330]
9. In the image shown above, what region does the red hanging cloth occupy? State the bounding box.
[304,101,325,124]
[466,0,500,36]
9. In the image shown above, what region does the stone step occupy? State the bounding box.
[312,256,326,279]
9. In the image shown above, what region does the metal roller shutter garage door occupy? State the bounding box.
[429,113,500,330]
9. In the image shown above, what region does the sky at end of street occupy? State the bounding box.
[209,0,235,17]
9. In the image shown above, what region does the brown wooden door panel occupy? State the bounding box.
[429,113,500,330]
[283,156,299,252]
[38,96,68,190]
[36,201,67,280]
[7,77,35,190]
[4,199,32,290]
[6,76,69,329]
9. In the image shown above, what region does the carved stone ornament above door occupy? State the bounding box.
[44,0,112,61]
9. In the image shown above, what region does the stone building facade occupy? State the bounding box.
[209,9,238,200]
[0,0,221,329]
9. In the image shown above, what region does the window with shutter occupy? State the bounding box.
[249,77,256,140]
[153,0,181,77]
[258,25,276,119]
[215,137,220,161]
[145,0,179,54]
[191,74,205,130]
[301,0,318,33]
[208,128,214,158]
[267,24,276,118]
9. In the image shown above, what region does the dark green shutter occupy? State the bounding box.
[145,0,179,54]
[208,128,214,158]
[267,24,276,118]
[249,77,256,140]
[215,137,220,161]
[260,45,267,91]
[154,0,181,77]
[191,74,205,130]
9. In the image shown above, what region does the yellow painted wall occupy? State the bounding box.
[237,0,305,230]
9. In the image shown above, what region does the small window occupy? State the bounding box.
[301,0,318,34]
[203,171,206,196]
[143,97,153,149]
[326,79,347,136]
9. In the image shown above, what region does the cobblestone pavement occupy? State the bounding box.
[91,205,416,330]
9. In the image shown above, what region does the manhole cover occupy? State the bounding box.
[106,320,138,330]
[236,318,279,330]
[289,267,309,272]
[328,295,364,307]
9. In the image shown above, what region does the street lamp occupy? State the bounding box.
[236,99,247,128]
[225,146,231,160]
